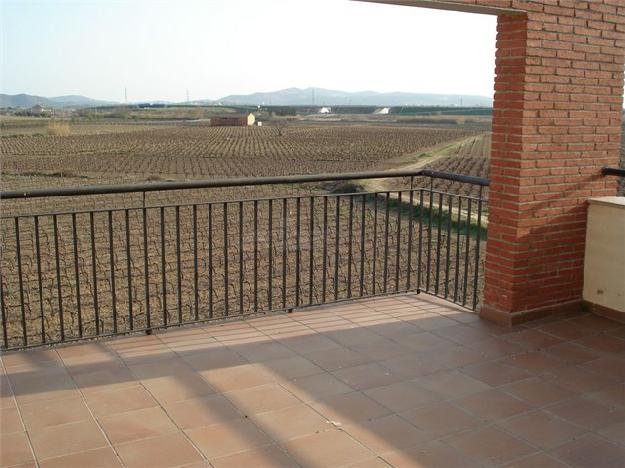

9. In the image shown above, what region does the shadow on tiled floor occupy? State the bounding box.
[1,293,624,467]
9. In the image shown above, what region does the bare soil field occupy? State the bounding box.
[1,122,488,348]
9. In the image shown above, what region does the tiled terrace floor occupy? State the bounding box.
[1,294,625,468]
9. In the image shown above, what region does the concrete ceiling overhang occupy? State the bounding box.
[356,0,523,15]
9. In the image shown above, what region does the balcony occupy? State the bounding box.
[2,294,625,467]
[1,171,624,467]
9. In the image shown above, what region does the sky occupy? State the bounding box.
[0,0,497,102]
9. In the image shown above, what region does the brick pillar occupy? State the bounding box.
[366,0,624,324]
[480,2,624,325]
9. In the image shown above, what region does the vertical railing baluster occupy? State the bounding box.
[223,202,229,317]
[15,218,27,346]
[193,205,199,321]
[208,204,214,318]
[308,196,315,305]
[334,196,340,301]
[372,193,378,295]
[444,195,453,299]
[0,272,7,349]
[406,183,415,291]
[454,197,462,304]
[347,195,354,298]
[322,196,328,303]
[109,211,117,334]
[417,190,424,291]
[267,199,273,310]
[359,193,366,297]
[253,200,259,312]
[53,215,64,342]
[73,213,83,337]
[395,191,402,292]
[282,198,288,309]
[463,199,473,307]
[435,193,443,295]
[426,181,434,292]
[160,206,167,325]
[473,188,484,311]
[383,192,390,293]
[34,216,45,343]
[175,205,182,323]
[125,210,133,331]
[239,201,244,315]
[295,197,301,307]
[143,207,151,330]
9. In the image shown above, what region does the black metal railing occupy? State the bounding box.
[0,170,488,350]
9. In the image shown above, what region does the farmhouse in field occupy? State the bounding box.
[210,112,255,127]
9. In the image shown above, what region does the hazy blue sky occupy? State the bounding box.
[1,0,497,102]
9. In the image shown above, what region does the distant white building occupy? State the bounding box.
[319,107,331,114]
[374,107,390,115]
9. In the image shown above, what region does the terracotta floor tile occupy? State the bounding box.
[38,447,121,468]
[9,367,80,405]
[420,345,485,369]
[537,320,596,341]
[69,362,137,394]
[544,341,601,364]
[392,331,454,352]
[163,394,242,430]
[465,336,526,359]
[455,389,533,422]
[364,381,441,412]
[343,414,429,454]
[350,340,410,361]
[400,401,482,437]
[115,432,204,467]
[281,373,353,402]
[250,404,331,442]
[257,356,325,380]
[279,334,341,354]
[181,348,247,372]
[413,370,490,399]
[200,364,276,392]
[1,349,61,369]
[378,353,447,378]
[280,429,373,467]
[569,314,623,332]
[503,352,566,375]
[546,397,625,430]
[309,391,391,424]
[29,419,108,460]
[462,361,532,386]
[56,343,113,360]
[332,363,404,391]
[433,324,497,345]
[342,457,392,468]
[186,418,273,459]
[20,396,92,431]
[210,445,296,468]
[140,373,215,405]
[502,377,577,406]
[83,384,157,416]
[224,384,301,415]
[502,329,563,351]
[598,421,625,446]
[548,364,616,393]
[497,410,586,449]
[0,407,23,434]
[0,431,34,467]
[574,334,625,354]
[323,328,385,348]
[581,355,625,381]
[233,341,296,363]
[0,376,15,409]
[381,440,479,467]
[304,347,370,372]
[585,383,625,409]
[501,453,569,468]
[98,407,179,444]
[446,425,535,465]
[551,434,625,467]
[364,320,422,339]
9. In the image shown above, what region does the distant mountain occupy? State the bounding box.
[0,93,118,108]
[218,87,492,107]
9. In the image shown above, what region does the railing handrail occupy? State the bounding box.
[602,166,625,178]
[0,169,490,200]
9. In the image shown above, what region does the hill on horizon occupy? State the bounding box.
[217,87,493,107]
[0,93,117,108]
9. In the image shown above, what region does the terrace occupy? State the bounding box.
[2,0,625,467]
[3,294,624,467]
